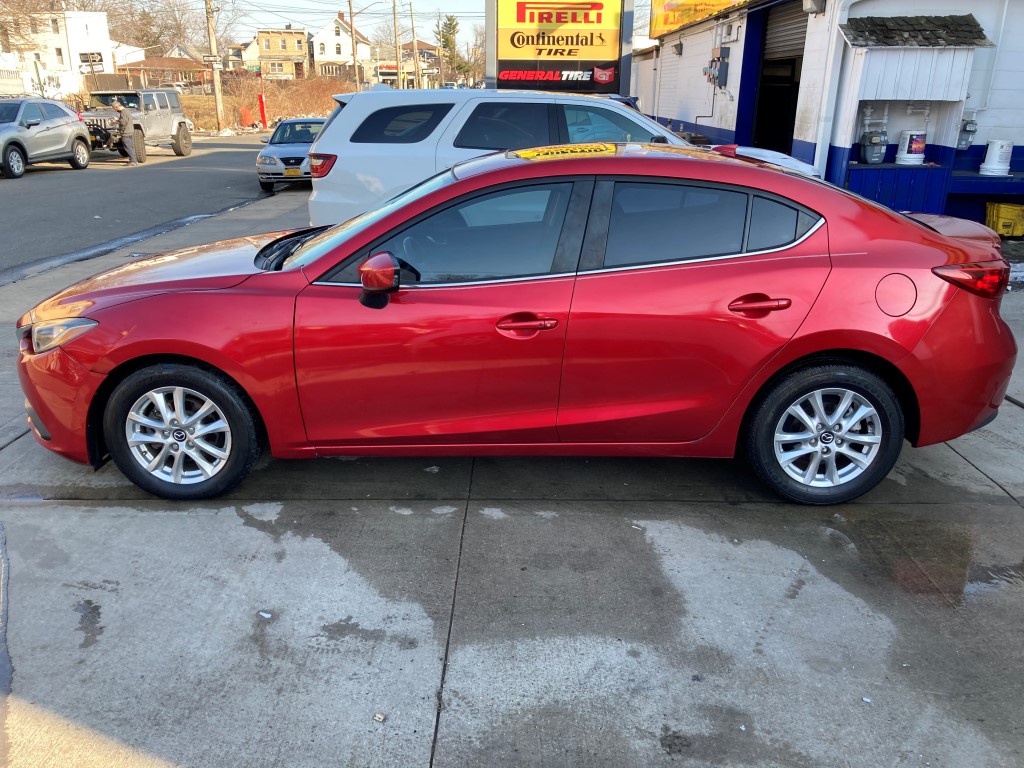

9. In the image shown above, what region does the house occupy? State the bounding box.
[117,56,208,88]
[0,11,116,97]
[310,12,370,79]
[253,26,309,79]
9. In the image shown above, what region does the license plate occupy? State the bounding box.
[284,168,302,176]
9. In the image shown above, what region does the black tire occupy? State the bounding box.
[259,180,275,192]
[747,365,904,505]
[103,364,261,500]
[2,144,26,178]
[69,138,91,169]
[171,124,192,156]
[132,128,146,163]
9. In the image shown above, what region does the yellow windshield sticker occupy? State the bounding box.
[514,143,617,160]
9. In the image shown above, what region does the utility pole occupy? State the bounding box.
[205,0,225,131]
[349,0,361,91]
[409,1,421,89]
[392,0,402,88]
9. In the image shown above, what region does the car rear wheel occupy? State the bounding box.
[747,365,904,505]
[103,364,261,500]
[2,145,26,178]
[132,128,146,163]
[259,180,275,192]
[171,124,192,156]
[69,139,91,169]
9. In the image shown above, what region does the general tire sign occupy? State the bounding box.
[496,0,623,93]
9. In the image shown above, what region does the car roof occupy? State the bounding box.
[277,117,326,123]
[450,142,812,186]
[331,88,649,109]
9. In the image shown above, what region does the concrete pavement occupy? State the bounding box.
[1,189,1023,767]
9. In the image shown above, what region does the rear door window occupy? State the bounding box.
[351,104,454,144]
[560,105,661,144]
[454,102,552,150]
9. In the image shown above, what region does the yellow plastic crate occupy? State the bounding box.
[986,202,1024,237]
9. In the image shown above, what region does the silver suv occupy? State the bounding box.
[83,89,194,163]
[0,96,91,179]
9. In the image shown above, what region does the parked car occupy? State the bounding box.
[307,88,819,226]
[256,117,325,192]
[83,89,194,162]
[0,96,91,179]
[158,82,189,94]
[17,143,1016,502]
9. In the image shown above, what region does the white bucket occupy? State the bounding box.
[895,129,926,165]
[979,139,1012,176]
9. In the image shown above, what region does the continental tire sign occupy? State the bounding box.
[497,0,623,93]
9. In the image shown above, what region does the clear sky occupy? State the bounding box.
[228,0,488,48]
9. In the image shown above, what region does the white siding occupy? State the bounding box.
[858,47,973,101]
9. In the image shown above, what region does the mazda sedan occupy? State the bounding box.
[17,144,1017,503]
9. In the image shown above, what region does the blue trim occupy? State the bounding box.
[735,8,766,146]
[825,145,851,186]
[790,139,815,165]
[953,143,1024,173]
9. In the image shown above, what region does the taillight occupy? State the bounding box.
[932,260,1010,298]
[309,153,337,178]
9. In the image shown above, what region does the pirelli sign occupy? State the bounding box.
[496,0,624,93]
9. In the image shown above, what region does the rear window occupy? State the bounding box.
[165,91,181,110]
[350,104,453,144]
[0,102,21,123]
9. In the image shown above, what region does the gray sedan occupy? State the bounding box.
[256,117,325,192]
[0,97,92,178]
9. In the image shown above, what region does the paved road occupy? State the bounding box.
[0,134,273,280]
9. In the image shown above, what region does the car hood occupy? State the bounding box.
[25,232,287,323]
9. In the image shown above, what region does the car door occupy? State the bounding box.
[18,102,50,159]
[151,92,173,138]
[39,102,75,155]
[294,179,591,448]
[434,98,557,172]
[557,178,832,443]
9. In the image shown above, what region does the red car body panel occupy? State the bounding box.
[15,145,1017,479]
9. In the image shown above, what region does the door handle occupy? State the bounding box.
[728,297,792,313]
[496,318,559,331]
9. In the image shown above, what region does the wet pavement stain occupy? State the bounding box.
[73,599,103,648]
[320,616,418,650]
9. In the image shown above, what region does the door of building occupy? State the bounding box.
[751,0,807,155]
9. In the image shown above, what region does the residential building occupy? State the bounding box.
[0,11,116,97]
[310,12,370,79]
[254,26,309,79]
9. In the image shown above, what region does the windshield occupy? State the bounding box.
[89,93,140,110]
[0,102,20,123]
[270,121,323,145]
[282,170,459,271]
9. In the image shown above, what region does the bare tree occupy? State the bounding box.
[370,19,409,60]
[0,0,55,53]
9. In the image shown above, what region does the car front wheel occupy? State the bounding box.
[132,128,147,163]
[2,144,26,178]
[171,124,192,156]
[747,365,904,505]
[103,364,261,500]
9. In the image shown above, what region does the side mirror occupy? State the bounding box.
[260,136,270,143]
[650,134,669,144]
[358,251,401,309]
[24,119,41,129]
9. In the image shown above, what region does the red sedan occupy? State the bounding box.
[17,144,1016,503]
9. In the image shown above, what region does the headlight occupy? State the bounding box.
[257,155,279,166]
[21,318,98,355]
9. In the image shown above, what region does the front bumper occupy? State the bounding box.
[17,346,104,465]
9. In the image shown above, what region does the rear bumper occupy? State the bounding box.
[904,291,1017,446]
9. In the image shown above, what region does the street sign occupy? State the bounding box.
[211,62,223,69]
[202,55,220,62]
[79,63,104,74]
[79,52,102,63]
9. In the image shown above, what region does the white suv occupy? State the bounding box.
[307,89,678,226]
[307,88,819,226]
